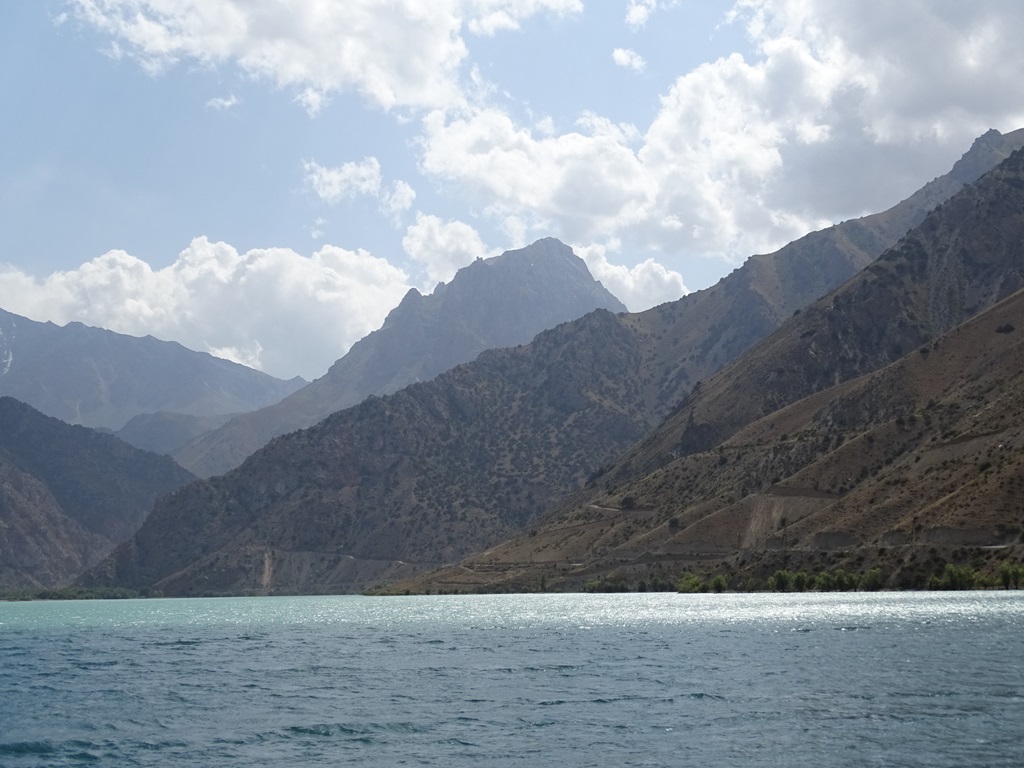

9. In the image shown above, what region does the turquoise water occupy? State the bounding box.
[1,592,1022,766]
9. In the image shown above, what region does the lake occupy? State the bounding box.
[1,592,1022,766]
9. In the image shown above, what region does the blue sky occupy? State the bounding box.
[1,1,1023,380]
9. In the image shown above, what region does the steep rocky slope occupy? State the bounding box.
[407,149,1024,593]
[416,287,1024,593]
[605,144,1024,485]
[0,311,304,431]
[0,398,195,588]
[173,238,627,477]
[82,131,1024,596]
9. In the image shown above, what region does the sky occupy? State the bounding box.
[1,1,1023,381]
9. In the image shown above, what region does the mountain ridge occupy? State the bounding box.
[402,147,1024,593]
[80,129,1024,595]
[0,309,305,433]
[173,237,627,477]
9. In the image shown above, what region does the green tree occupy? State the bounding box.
[816,571,836,592]
[677,573,707,593]
[930,563,977,590]
[769,569,793,592]
[860,568,884,591]
[999,562,1024,589]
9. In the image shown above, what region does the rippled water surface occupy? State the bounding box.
[1,592,1022,766]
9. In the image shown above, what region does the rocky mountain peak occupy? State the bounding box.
[948,127,1024,185]
[174,238,626,477]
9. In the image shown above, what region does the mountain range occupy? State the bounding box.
[79,128,1024,596]
[172,238,627,478]
[407,145,1024,592]
[0,309,305,439]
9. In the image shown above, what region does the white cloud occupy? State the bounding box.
[421,107,648,243]
[419,1,1024,274]
[573,242,687,311]
[401,213,497,287]
[304,158,383,203]
[59,1,1024,322]
[382,181,417,222]
[66,0,583,113]
[467,0,582,35]
[625,0,678,30]
[734,0,1024,143]
[612,48,646,73]
[0,238,411,380]
[625,1,657,30]
[304,158,416,226]
[205,93,239,111]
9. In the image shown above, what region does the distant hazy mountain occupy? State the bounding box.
[173,237,628,477]
[0,397,195,589]
[112,412,235,456]
[82,129,1024,596]
[0,310,305,432]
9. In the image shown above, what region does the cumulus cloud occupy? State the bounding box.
[304,158,383,203]
[420,1,1024,273]
[0,238,411,380]
[612,48,646,73]
[625,1,659,30]
[401,213,497,287]
[66,0,583,113]
[60,1,1024,320]
[304,158,416,225]
[573,242,687,311]
[421,108,647,241]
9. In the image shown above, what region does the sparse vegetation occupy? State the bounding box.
[0,586,147,601]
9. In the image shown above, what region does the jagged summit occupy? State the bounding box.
[947,127,1024,185]
[174,238,626,477]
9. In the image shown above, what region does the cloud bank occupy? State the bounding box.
[67,0,583,113]
[51,1,1024,379]
[67,1,1024,270]
[420,1,1024,267]
[0,238,412,380]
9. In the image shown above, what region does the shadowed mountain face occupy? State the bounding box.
[81,130,1024,596]
[0,311,305,432]
[173,238,628,478]
[0,397,195,589]
[406,148,1024,594]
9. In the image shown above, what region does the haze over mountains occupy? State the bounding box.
[0,309,305,437]
[173,238,627,478]
[80,128,1024,596]
[0,397,195,589]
